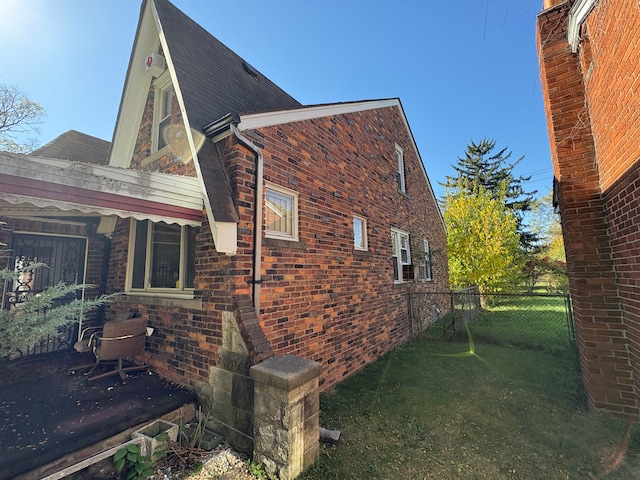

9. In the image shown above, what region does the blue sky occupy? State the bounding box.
[0,0,552,200]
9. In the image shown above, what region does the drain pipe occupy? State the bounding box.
[231,125,264,318]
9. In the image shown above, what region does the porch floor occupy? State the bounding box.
[0,350,196,480]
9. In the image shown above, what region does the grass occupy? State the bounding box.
[469,294,574,353]
[299,314,640,479]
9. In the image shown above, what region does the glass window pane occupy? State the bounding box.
[400,234,410,264]
[150,223,181,288]
[185,226,196,288]
[266,189,293,235]
[354,217,365,249]
[132,220,148,288]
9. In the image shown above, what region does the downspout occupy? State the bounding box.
[231,125,264,317]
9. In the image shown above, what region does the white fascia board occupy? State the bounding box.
[238,99,399,131]
[568,0,598,53]
[108,0,158,168]
[210,221,237,255]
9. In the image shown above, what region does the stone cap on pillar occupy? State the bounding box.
[250,355,322,391]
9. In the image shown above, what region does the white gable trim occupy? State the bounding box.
[238,99,399,131]
[107,0,237,254]
[239,98,446,231]
[568,0,598,53]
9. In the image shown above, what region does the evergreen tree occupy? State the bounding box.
[0,250,114,357]
[441,138,537,249]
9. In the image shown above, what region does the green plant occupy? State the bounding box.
[246,459,268,479]
[113,444,153,480]
[0,248,115,357]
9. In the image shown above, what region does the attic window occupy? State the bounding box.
[153,74,173,153]
[242,61,259,78]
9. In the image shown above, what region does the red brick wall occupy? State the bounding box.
[236,106,449,390]
[581,0,640,417]
[112,79,448,390]
[537,1,639,417]
[581,0,640,191]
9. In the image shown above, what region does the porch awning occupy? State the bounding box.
[0,152,203,227]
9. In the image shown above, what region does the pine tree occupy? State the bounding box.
[0,253,114,357]
[441,138,537,249]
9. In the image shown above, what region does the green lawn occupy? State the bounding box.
[299,324,640,479]
[469,294,574,353]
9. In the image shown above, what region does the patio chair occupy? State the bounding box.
[70,316,149,381]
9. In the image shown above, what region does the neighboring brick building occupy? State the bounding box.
[537,0,640,417]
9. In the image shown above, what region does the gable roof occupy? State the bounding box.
[152,0,301,132]
[107,0,443,252]
[235,98,445,230]
[32,130,110,165]
[109,0,300,169]
[109,0,303,254]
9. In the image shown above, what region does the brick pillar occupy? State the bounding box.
[537,3,637,416]
[250,355,322,480]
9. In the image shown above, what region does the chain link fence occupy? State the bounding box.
[410,288,575,353]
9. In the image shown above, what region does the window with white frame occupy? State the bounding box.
[418,239,433,281]
[391,228,411,282]
[265,183,298,241]
[396,144,406,193]
[353,216,367,251]
[128,219,195,291]
[154,78,174,152]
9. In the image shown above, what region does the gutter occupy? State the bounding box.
[203,115,263,317]
[568,0,598,53]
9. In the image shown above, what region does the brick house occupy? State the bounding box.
[537,0,640,417]
[0,0,449,459]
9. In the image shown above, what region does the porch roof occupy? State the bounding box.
[0,151,203,227]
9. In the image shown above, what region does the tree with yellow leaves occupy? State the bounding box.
[443,180,523,295]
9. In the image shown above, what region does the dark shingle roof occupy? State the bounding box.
[32,130,110,165]
[153,0,302,131]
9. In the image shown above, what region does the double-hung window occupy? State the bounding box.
[153,77,173,152]
[396,144,406,193]
[265,183,298,241]
[353,216,367,251]
[391,228,411,282]
[128,219,195,292]
[418,239,433,281]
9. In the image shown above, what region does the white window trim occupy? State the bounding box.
[391,228,411,283]
[125,219,195,296]
[422,239,433,281]
[264,182,299,241]
[152,71,173,153]
[396,143,406,193]
[353,215,368,251]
